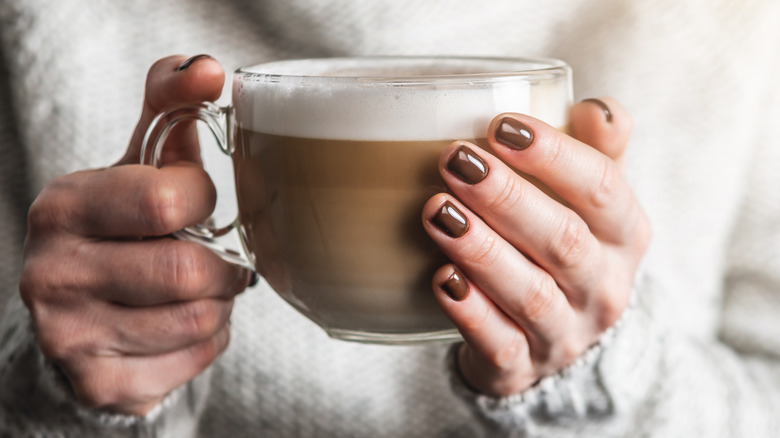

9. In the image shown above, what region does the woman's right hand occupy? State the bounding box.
[18,55,253,416]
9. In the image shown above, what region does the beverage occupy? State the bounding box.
[233,132,487,335]
[144,56,572,343]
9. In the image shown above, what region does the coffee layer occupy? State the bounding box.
[232,130,482,333]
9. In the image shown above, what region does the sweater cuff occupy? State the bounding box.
[447,273,661,431]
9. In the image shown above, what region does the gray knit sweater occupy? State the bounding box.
[2,0,780,436]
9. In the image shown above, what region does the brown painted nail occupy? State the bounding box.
[582,98,613,123]
[447,145,489,184]
[175,54,214,72]
[441,268,469,301]
[248,271,260,287]
[495,117,534,150]
[432,201,469,238]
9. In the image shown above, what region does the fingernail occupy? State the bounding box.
[432,201,469,238]
[495,117,534,150]
[175,54,214,72]
[447,145,489,184]
[441,267,469,301]
[581,98,613,123]
[248,271,260,287]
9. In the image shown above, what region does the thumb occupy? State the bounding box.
[568,97,632,170]
[117,54,225,166]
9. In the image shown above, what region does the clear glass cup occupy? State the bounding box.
[142,56,572,344]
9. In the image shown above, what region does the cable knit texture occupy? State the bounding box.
[1,0,780,437]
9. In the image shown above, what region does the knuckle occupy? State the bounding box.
[487,334,526,372]
[19,263,93,363]
[459,304,492,335]
[36,321,81,363]
[548,217,591,270]
[537,132,567,172]
[598,298,626,330]
[26,197,54,231]
[177,300,221,339]
[594,287,630,330]
[162,242,211,298]
[27,184,73,233]
[590,161,622,209]
[557,337,585,364]
[75,365,161,411]
[190,336,222,367]
[36,333,68,362]
[19,258,67,311]
[20,241,94,307]
[115,373,159,409]
[468,233,502,268]
[522,275,559,325]
[141,178,187,235]
[73,371,116,409]
[184,330,227,373]
[484,174,524,213]
[18,260,45,308]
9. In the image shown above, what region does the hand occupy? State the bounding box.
[424,98,650,396]
[19,55,253,415]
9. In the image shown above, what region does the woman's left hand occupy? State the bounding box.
[424,98,650,396]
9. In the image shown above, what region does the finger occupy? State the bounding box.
[431,264,536,396]
[568,97,632,169]
[43,296,235,357]
[487,113,647,245]
[33,162,217,238]
[440,141,605,306]
[64,324,230,415]
[20,236,250,311]
[105,298,234,356]
[118,54,225,166]
[86,238,252,305]
[422,194,575,342]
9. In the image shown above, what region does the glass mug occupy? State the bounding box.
[141,56,572,344]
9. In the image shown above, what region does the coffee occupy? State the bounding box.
[233,131,491,334]
[144,56,572,343]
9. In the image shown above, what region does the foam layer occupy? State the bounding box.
[232,57,571,141]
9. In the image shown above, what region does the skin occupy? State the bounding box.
[19,54,648,415]
[19,55,253,415]
[424,98,650,396]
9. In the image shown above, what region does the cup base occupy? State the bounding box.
[325,328,462,345]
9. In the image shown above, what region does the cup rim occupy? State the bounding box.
[235,55,569,86]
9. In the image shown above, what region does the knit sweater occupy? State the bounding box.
[1,0,780,436]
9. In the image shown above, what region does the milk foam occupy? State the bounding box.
[232,58,571,141]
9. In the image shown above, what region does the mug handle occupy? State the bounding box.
[140,101,255,271]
